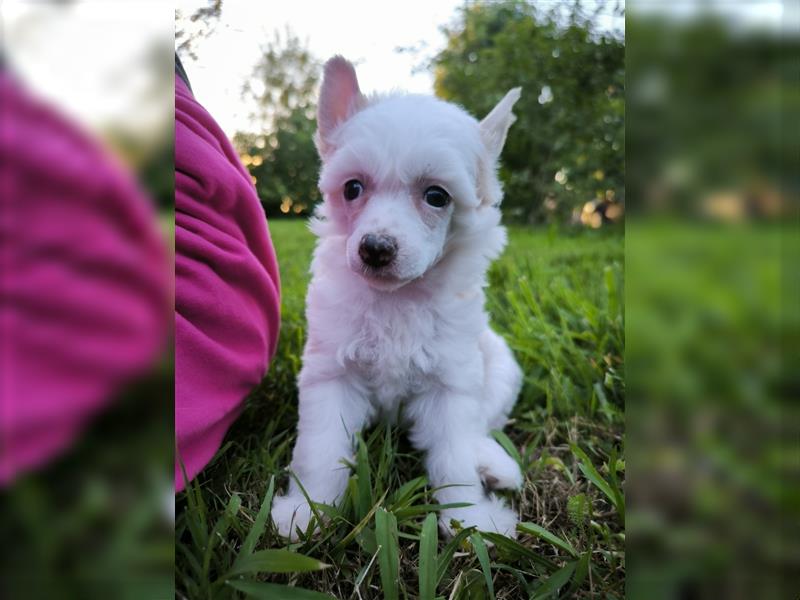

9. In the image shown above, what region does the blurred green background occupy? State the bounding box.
[625,2,798,598]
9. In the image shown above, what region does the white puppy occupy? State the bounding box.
[271,56,523,540]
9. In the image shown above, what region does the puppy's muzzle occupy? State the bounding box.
[358,233,397,268]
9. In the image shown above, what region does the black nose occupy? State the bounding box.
[359,234,397,268]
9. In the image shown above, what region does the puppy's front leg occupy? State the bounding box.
[408,389,518,538]
[272,376,370,540]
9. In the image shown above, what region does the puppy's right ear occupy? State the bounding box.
[315,56,366,157]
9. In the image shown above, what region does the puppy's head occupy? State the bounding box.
[315,56,519,291]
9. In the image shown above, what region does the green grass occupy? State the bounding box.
[624,222,796,599]
[175,220,625,599]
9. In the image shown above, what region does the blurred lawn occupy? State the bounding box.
[176,219,625,599]
[626,221,798,599]
[0,366,174,600]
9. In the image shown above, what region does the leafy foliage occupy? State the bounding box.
[176,0,223,61]
[430,1,624,224]
[626,16,789,219]
[233,29,321,219]
[233,2,624,225]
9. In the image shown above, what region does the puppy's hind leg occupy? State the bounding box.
[477,330,524,491]
[480,329,523,431]
[408,389,518,538]
[477,436,523,491]
[271,375,371,541]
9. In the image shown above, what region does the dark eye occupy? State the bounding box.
[344,179,364,201]
[423,186,450,208]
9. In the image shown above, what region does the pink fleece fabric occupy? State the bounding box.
[0,72,169,484]
[175,76,281,491]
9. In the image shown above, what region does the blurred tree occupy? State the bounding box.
[626,16,788,220]
[234,29,321,218]
[430,1,624,224]
[176,0,222,61]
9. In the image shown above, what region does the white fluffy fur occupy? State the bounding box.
[271,56,523,540]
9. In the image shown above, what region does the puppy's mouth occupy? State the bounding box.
[356,265,410,291]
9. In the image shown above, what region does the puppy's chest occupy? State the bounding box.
[340,303,440,404]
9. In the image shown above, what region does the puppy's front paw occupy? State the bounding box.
[439,496,518,538]
[271,495,315,541]
[478,439,523,491]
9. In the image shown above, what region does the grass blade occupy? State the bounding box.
[531,560,577,600]
[239,476,275,558]
[436,527,475,586]
[418,513,438,600]
[354,544,382,594]
[226,549,329,576]
[571,444,613,498]
[517,522,578,558]
[566,551,591,596]
[470,532,495,600]
[479,532,557,570]
[227,579,334,599]
[355,434,373,519]
[388,475,428,510]
[181,475,209,561]
[393,502,472,520]
[288,469,326,537]
[375,508,400,600]
[607,446,626,521]
[490,429,523,468]
[374,424,394,498]
[570,444,625,520]
[202,493,240,580]
[333,490,387,552]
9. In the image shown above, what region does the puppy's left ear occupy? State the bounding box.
[315,56,367,157]
[479,87,522,161]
